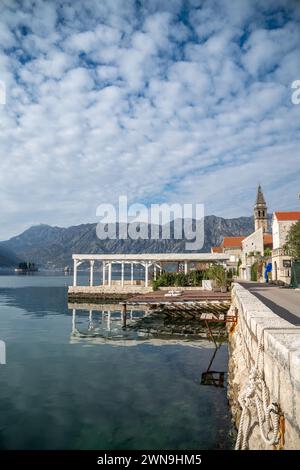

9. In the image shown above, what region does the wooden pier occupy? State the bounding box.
[125,289,235,325]
[128,289,231,304]
[68,289,237,347]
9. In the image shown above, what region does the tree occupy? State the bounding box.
[237,258,242,277]
[284,220,300,259]
[264,247,272,257]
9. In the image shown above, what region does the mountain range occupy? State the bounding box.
[0,245,21,267]
[0,215,256,268]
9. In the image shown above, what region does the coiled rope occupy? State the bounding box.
[235,329,280,450]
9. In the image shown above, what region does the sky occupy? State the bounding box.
[0,0,300,240]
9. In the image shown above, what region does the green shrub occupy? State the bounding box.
[189,270,204,286]
[152,270,206,288]
[206,265,227,287]
[264,247,272,257]
[251,262,258,281]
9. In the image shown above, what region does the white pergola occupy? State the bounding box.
[72,253,230,288]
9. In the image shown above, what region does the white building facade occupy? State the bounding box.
[240,228,273,281]
[272,212,300,284]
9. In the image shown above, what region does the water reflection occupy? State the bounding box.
[0,280,233,450]
[69,302,227,347]
[69,303,227,386]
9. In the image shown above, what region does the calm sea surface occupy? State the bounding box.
[0,273,233,449]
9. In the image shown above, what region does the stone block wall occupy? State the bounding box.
[68,285,153,302]
[69,285,153,294]
[228,283,300,449]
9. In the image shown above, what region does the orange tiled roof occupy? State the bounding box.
[211,246,222,253]
[274,211,300,221]
[221,236,245,248]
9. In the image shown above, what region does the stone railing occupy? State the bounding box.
[228,283,300,449]
[272,247,288,256]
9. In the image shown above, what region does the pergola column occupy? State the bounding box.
[73,258,77,286]
[121,262,124,287]
[154,265,157,280]
[184,260,188,274]
[131,262,134,285]
[102,261,106,285]
[108,262,112,287]
[89,260,94,286]
[145,262,149,287]
[73,259,83,286]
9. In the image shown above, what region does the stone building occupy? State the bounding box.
[240,185,273,281]
[211,236,245,269]
[254,184,268,232]
[210,186,270,274]
[240,228,273,281]
[272,211,300,284]
[212,186,300,284]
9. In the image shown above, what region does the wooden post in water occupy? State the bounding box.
[121,303,127,328]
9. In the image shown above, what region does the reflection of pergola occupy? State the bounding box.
[72,253,230,288]
[69,305,214,349]
[71,307,142,334]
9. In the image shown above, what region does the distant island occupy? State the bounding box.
[15,262,38,273]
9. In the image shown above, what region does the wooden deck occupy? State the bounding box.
[128,289,231,305]
[126,289,234,325]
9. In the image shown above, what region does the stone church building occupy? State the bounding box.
[212,185,300,284]
[240,185,273,281]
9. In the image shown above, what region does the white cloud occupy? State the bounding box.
[0,0,299,239]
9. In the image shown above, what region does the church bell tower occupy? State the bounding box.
[254,185,268,233]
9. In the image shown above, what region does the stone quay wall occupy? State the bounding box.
[68,285,153,302]
[228,283,300,449]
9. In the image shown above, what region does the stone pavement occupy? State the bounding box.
[239,282,300,325]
